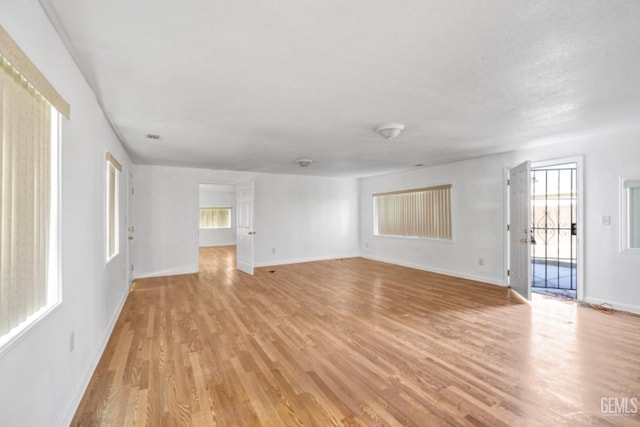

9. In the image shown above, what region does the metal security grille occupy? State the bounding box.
[531,164,577,292]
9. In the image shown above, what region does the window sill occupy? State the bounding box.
[0,300,62,359]
[620,248,640,255]
[106,252,120,264]
[373,234,455,244]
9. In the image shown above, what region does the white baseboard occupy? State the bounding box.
[360,254,506,287]
[59,287,129,427]
[199,243,236,248]
[584,297,640,315]
[254,254,360,268]
[134,264,198,279]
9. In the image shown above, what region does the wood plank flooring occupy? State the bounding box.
[72,246,640,426]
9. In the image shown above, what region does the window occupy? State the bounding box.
[0,24,69,350]
[622,179,640,252]
[200,207,231,229]
[106,153,121,261]
[374,184,452,240]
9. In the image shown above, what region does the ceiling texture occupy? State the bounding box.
[39,0,640,178]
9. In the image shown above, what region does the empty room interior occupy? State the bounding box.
[2,1,640,425]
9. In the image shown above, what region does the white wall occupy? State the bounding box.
[253,173,360,266]
[0,1,133,426]
[199,185,237,247]
[360,129,640,313]
[133,165,360,278]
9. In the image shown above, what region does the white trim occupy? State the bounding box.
[254,254,361,268]
[619,177,640,254]
[199,243,237,248]
[575,156,585,301]
[584,297,640,316]
[134,264,199,279]
[0,302,62,359]
[361,254,507,287]
[503,167,510,288]
[58,288,129,427]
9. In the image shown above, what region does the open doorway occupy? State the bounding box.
[530,161,578,299]
[198,183,237,272]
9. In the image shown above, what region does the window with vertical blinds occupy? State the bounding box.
[1,24,68,349]
[199,207,231,229]
[106,153,121,261]
[374,184,452,240]
[623,179,640,251]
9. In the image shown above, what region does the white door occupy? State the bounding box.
[509,161,532,300]
[236,181,255,275]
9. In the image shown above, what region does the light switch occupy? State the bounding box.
[602,215,611,226]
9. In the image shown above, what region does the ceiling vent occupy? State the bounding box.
[296,158,314,167]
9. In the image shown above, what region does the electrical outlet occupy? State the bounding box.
[602,215,611,226]
[272,248,276,254]
[478,258,484,266]
[365,242,369,248]
[70,332,75,352]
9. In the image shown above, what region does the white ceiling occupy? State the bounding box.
[40,0,640,178]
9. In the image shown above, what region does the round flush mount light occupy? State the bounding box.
[296,158,314,167]
[375,123,405,139]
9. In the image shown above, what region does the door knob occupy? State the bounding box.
[520,238,528,243]
[128,236,134,240]
[248,231,256,235]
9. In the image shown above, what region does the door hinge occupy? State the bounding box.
[131,188,135,195]
[507,179,510,186]
[507,224,510,231]
[131,264,134,271]
[507,269,510,276]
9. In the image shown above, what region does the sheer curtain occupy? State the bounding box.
[0,56,52,336]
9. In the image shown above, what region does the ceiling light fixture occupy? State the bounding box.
[296,158,314,167]
[375,123,405,140]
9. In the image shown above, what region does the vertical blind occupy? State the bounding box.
[629,186,640,248]
[0,56,53,336]
[199,207,231,229]
[106,153,121,260]
[0,24,68,341]
[374,184,452,240]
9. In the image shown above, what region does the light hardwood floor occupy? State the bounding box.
[72,246,640,426]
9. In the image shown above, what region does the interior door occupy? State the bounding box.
[236,181,254,275]
[509,161,532,300]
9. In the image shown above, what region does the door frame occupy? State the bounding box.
[235,180,255,275]
[196,182,239,268]
[126,170,134,286]
[503,156,584,301]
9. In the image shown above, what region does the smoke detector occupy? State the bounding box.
[375,123,405,139]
